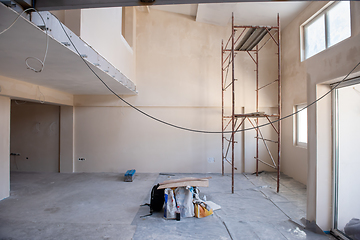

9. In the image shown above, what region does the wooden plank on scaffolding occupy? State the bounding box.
[235,27,272,51]
[235,112,264,117]
[234,112,279,118]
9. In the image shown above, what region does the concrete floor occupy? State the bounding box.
[0,172,335,240]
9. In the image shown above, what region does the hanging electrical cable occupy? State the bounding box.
[3,7,359,134]
[0,7,48,73]
[54,14,360,134]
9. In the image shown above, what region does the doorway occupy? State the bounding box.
[10,100,60,173]
[333,79,360,239]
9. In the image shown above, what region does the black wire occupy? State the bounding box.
[56,16,360,134]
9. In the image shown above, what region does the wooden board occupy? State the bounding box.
[234,112,279,118]
[157,179,209,189]
[159,177,211,185]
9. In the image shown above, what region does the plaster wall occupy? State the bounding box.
[282,1,360,230]
[234,32,279,174]
[10,101,60,173]
[73,9,231,173]
[50,10,81,36]
[64,10,81,36]
[50,10,65,23]
[257,37,280,173]
[73,103,222,173]
[123,7,136,48]
[0,96,10,200]
[72,9,278,175]
[281,1,310,185]
[80,7,136,82]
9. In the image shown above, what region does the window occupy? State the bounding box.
[295,104,307,147]
[302,1,351,60]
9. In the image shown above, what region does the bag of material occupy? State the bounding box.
[193,187,213,218]
[164,188,176,219]
[194,202,213,218]
[174,187,194,218]
[344,218,360,240]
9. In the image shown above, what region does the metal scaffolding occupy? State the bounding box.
[221,14,281,193]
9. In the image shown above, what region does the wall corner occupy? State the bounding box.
[60,106,75,173]
[0,96,10,200]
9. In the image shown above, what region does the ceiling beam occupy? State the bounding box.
[34,0,307,11]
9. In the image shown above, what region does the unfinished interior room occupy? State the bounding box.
[0,0,359,239]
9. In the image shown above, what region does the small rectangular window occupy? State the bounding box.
[327,1,351,47]
[302,1,351,60]
[305,14,326,59]
[295,104,307,147]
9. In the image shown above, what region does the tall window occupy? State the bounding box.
[302,1,351,60]
[295,104,307,147]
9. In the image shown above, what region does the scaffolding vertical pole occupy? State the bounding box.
[221,40,225,176]
[277,14,281,193]
[231,13,235,194]
[255,45,259,177]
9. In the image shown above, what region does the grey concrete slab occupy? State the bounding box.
[274,202,306,221]
[210,193,289,223]
[0,172,158,239]
[220,220,262,240]
[133,215,232,240]
[0,171,335,240]
[0,219,136,240]
[277,220,334,240]
[246,221,288,240]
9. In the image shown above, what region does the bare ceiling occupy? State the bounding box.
[0,3,135,95]
[33,0,311,29]
[152,2,311,28]
[33,0,310,11]
[0,1,311,96]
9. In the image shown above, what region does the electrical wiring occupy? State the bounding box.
[1,5,359,134]
[0,7,48,73]
[55,14,360,134]
[37,86,45,103]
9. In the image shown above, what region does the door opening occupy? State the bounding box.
[10,100,60,173]
[332,78,360,239]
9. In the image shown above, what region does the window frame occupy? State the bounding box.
[300,1,351,61]
[294,103,308,148]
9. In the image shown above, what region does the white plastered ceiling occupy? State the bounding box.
[0,2,310,96]
[0,3,136,95]
[152,2,311,28]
